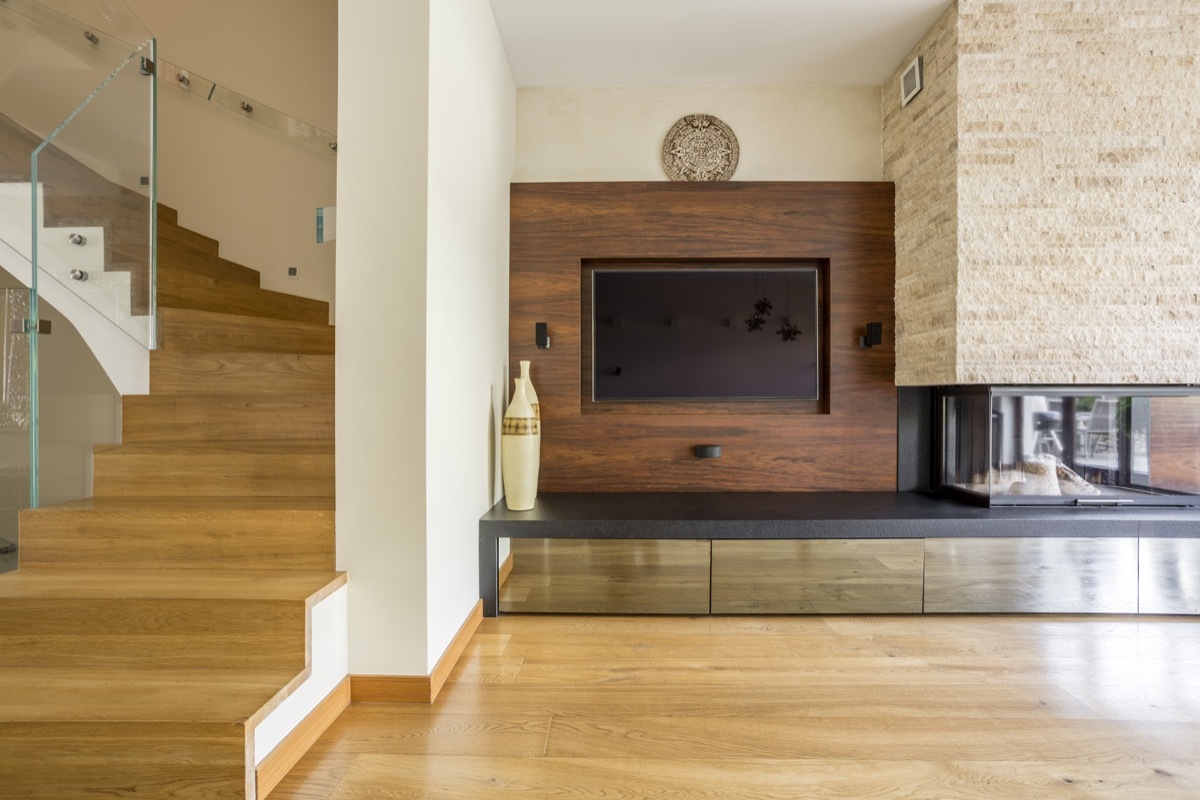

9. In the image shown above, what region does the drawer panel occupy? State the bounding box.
[1139,538,1200,614]
[711,539,924,614]
[924,537,1138,613]
[499,538,710,614]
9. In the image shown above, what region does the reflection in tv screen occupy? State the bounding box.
[593,268,819,401]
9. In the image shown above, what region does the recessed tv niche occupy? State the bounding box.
[592,267,820,402]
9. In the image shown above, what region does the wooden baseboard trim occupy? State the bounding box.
[498,552,514,587]
[256,675,350,799]
[350,599,483,704]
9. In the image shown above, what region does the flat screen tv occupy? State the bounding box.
[591,267,820,402]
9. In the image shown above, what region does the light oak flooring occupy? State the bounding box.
[272,614,1200,799]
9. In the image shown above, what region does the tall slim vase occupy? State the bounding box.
[502,377,539,510]
[519,360,540,499]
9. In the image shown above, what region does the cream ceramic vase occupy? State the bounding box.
[502,377,540,510]
[518,360,540,498]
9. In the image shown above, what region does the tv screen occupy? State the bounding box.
[592,268,820,401]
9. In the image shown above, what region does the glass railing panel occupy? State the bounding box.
[159,58,337,156]
[0,288,32,573]
[31,36,156,348]
[2,0,149,56]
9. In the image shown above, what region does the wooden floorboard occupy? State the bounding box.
[269,614,1200,800]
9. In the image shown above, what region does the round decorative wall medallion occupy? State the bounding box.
[661,114,739,182]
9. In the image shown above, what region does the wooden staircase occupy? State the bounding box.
[0,204,341,798]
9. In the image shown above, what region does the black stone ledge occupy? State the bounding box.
[478,491,1200,615]
[481,491,1200,540]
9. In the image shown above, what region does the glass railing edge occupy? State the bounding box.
[0,0,145,62]
[157,58,337,158]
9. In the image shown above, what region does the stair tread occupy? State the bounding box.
[160,306,333,330]
[157,269,330,324]
[34,496,336,512]
[94,441,334,454]
[0,569,345,601]
[149,350,334,395]
[159,306,335,354]
[0,665,301,723]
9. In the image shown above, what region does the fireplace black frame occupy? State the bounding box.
[933,385,1200,508]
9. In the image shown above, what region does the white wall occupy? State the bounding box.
[516,85,882,182]
[425,0,514,671]
[125,0,337,306]
[337,0,514,677]
[336,0,431,676]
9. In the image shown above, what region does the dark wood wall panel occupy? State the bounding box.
[510,181,896,492]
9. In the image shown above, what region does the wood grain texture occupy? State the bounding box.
[0,118,340,796]
[711,538,925,613]
[924,538,1140,614]
[268,613,1200,800]
[158,267,330,324]
[1149,396,1200,494]
[509,181,897,492]
[92,442,334,497]
[18,502,335,571]
[499,539,711,614]
[121,394,334,443]
[158,240,260,285]
[160,307,335,354]
[259,677,352,799]
[149,351,334,396]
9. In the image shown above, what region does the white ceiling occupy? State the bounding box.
[489,0,954,88]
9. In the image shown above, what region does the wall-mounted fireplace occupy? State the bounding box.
[937,386,1200,507]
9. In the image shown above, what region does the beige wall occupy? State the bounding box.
[885,0,1200,385]
[517,85,882,182]
[882,4,959,386]
[126,0,337,307]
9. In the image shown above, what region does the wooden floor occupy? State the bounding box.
[272,614,1200,799]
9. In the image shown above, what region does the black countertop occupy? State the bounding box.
[480,491,1200,539]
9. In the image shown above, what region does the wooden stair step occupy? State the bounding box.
[159,307,335,354]
[0,567,345,600]
[158,220,219,256]
[157,203,179,226]
[0,665,300,723]
[157,267,330,324]
[149,350,334,396]
[92,442,334,497]
[158,241,261,286]
[19,500,335,571]
[122,393,334,443]
[0,569,343,670]
[0,720,245,800]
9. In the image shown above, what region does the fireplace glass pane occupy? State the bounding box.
[938,387,1200,506]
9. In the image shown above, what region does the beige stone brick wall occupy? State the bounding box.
[886,0,1200,385]
[882,4,960,385]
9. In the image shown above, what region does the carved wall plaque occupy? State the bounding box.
[662,114,739,182]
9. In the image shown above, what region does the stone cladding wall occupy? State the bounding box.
[886,1,1200,385]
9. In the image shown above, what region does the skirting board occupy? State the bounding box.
[499,552,514,587]
[256,675,351,799]
[351,599,483,704]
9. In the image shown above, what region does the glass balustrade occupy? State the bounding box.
[0,0,155,541]
[158,58,337,157]
[0,0,333,551]
[0,288,31,571]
